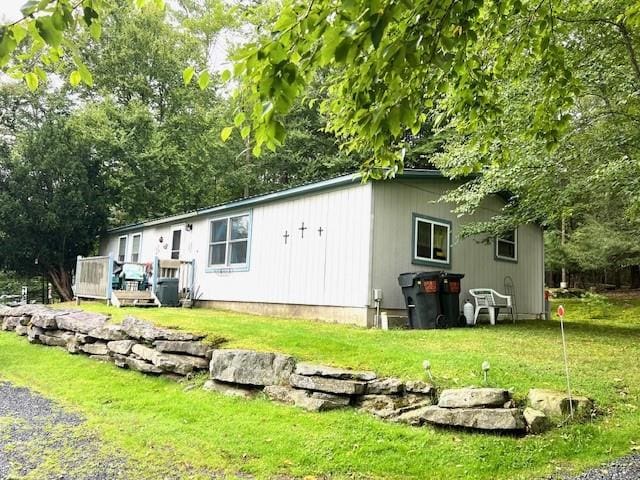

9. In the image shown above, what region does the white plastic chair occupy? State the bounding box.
[469,289,514,325]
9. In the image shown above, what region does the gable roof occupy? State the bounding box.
[107,169,448,234]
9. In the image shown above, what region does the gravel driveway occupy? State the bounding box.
[0,382,127,479]
[566,455,640,480]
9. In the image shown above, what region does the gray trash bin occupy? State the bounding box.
[398,271,444,329]
[155,278,179,307]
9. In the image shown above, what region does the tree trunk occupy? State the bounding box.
[48,266,74,302]
[630,265,640,289]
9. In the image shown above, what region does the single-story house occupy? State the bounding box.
[98,169,544,326]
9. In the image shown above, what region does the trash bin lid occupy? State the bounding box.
[414,271,442,280]
[439,272,465,280]
[398,272,417,287]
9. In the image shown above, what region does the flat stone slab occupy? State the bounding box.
[294,362,376,381]
[56,312,110,334]
[203,380,260,399]
[113,354,163,374]
[366,377,405,395]
[80,342,109,356]
[405,380,434,395]
[289,373,366,395]
[39,331,74,347]
[210,349,296,386]
[122,317,204,342]
[131,344,208,375]
[438,388,511,408]
[107,340,137,355]
[1,316,21,331]
[528,388,594,417]
[422,406,525,431]
[30,310,66,329]
[153,340,211,358]
[264,385,350,412]
[87,324,128,341]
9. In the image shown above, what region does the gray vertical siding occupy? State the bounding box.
[370,179,544,316]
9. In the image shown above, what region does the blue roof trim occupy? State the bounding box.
[107,169,447,234]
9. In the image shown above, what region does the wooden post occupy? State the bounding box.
[106,253,114,306]
[75,255,82,305]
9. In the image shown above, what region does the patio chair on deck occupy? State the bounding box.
[469,289,515,325]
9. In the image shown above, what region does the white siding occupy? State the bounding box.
[101,183,373,308]
[370,179,544,316]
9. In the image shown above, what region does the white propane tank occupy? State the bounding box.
[463,299,475,326]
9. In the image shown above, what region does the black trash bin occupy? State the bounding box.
[398,271,444,329]
[439,272,465,328]
[155,277,179,307]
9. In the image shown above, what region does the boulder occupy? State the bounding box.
[66,336,82,354]
[1,316,21,331]
[30,310,64,329]
[209,349,296,386]
[355,394,410,419]
[87,324,128,341]
[56,312,109,334]
[263,385,350,412]
[122,317,204,342]
[113,354,163,374]
[392,405,435,426]
[523,407,549,434]
[15,325,28,336]
[39,331,74,347]
[527,389,594,418]
[80,342,109,356]
[131,344,208,375]
[289,373,366,395]
[107,340,137,356]
[438,388,511,409]
[153,340,211,358]
[27,325,44,344]
[366,377,405,395]
[405,380,435,395]
[294,362,376,381]
[421,406,525,431]
[203,380,260,399]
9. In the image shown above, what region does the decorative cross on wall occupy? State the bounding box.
[298,222,307,238]
[283,230,290,244]
[318,227,324,237]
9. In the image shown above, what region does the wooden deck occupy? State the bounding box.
[111,290,160,308]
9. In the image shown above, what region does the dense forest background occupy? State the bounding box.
[0,0,639,299]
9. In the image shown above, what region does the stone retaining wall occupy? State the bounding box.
[0,305,213,378]
[0,305,595,435]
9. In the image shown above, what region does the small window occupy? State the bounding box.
[413,215,451,265]
[496,229,518,262]
[130,234,141,263]
[117,236,127,262]
[209,214,250,267]
[171,229,181,260]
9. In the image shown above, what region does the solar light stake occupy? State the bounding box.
[482,360,490,384]
[557,304,574,418]
[422,360,433,382]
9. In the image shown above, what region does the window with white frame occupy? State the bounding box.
[413,215,451,265]
[117,236,127,262]
[495,229,518,261]
[209,214,250,267]
[130,234,141,263]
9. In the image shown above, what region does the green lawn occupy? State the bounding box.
[1,297,639,479]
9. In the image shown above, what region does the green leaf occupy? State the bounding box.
[24,72,38,92]
[83,6,99,26]
[334,38,351,63]
[20,0,41,16]
[197,70,210,89]
[77,62,93,87]
[35,17,62,47]
[240,125,251,139]
[69,70,81,86]
[0,30,18,64]
[220,126,233,142]
[89,21,102,40]
[234,112,246,127]
[10,25,27,44]
[221,69,231,82]
[182,66,195,85]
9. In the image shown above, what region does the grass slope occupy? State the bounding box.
[0,297,638,479]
